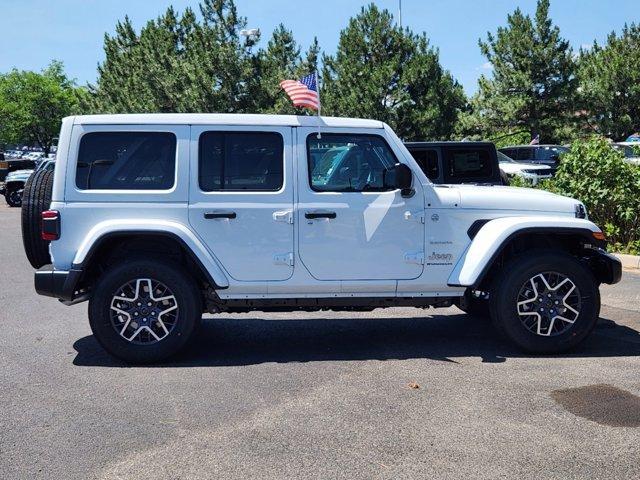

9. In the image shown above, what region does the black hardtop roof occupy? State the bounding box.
[404,141,495,148]
[499,144,566,149]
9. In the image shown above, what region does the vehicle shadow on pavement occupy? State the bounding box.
[72,312,640,368]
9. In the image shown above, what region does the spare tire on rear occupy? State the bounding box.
[21,169,54,268]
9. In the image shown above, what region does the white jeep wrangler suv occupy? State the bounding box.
[22,114,621,363]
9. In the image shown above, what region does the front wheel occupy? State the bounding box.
[490,251,600,354]
[89,259,202,364]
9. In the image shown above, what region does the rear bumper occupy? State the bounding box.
[34,265,83,301]
[0,182,5,195]
[589,249,622,285]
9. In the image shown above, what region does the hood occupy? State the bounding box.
[5,169,33,180]
[500,162,550,173]
[453,184,581,214]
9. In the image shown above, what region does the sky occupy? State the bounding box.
[0,0,637,95]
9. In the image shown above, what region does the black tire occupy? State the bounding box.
[5,187,23,207]
[89,259,202,364]
[21,170,54,268]
[499,170,510,186]
[457,290,491,319]
[489,250,600,354]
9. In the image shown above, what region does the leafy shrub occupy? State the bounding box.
[551,136,640,251]
[505,174,534,188]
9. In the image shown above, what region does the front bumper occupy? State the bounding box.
[0,182,5,195]
[588,249,622,285]
[34,265,83,301]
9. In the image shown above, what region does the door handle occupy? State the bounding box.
[305,211,337,219]
[204,211,237,219]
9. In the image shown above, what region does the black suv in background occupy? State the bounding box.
[0,155,38,182]
[498,145,568,172]
[405,141,507,185]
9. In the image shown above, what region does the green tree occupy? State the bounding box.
[89,0,259,113]
[0,61,84,154]
[89,0,319,115]
[321,4,465,140]
[577,23,640,140]
[467,0,576,143]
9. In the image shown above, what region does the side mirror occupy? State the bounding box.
[385,163,413,196]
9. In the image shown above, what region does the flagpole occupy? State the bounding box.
[316,71,321,139]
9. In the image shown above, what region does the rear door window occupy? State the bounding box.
[199,132,283,191]
[75,132,176,190]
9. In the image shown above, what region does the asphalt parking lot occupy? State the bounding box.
[0,204,639,480]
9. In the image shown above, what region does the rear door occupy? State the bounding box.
[188,126,294,281]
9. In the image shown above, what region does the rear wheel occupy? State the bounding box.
[89,259,202,364]
[5,186,23,207]
[489,251,600,354]
[21,170,54,268]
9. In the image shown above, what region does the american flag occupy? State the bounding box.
[280,73,320,111]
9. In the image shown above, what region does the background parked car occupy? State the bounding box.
[2,159,54,207]
[612,143,640,166]
[498,144,569,173]
[497,151,553,184]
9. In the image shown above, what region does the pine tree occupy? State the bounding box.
[468,0,576,143]
[577,23,640,140]
[321,4,465,140]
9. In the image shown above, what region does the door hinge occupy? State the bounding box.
[404,210,425,224]
[404,251,425,265]
[273,252,294,266]
[273,210,294,224]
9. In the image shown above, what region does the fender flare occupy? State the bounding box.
[447,216,604,288]
[72,219,230,288]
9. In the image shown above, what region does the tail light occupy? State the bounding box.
[41,210,60,241]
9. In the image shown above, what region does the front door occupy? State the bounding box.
[188,126,294,281]
[297,128,425,281]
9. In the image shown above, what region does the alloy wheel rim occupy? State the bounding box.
[9,191,21,205]
[110,278,179,344]
[516,271,581,337]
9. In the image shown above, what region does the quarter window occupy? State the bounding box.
[443,149,493,181]
[199,132,283,191]
[410,148,439,180]
[307,134,398,192]
[75,132,176,190]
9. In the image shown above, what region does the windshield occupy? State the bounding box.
[612,144,636,158]
[536,146,568,161]
[497,151,516,163]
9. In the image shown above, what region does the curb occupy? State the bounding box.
[614,253,640,270]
